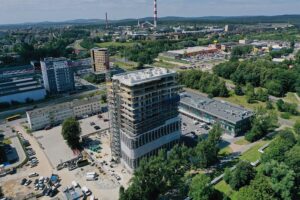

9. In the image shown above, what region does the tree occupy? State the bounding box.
[245,108,278,142]
[61,118,81,150]
[121,146,191,200]
[262,130,296,163]
[237,174,276,200]
[262,160,296,200]
[101,94,107,103]
[285,145,300,199]
[192,124,222,168]
[224,161,256,190]
[266,100,274,110]
[188,174,216,200]
[294,120,300,136]
[234,84,244,96]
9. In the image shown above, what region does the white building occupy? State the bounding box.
[27,96,103,131]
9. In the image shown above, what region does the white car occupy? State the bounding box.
[82,186,91,196]
[72,181,79,188]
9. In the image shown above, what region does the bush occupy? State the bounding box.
[281,112,291,119]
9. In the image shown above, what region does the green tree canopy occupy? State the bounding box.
[188,174,217,200]
[262,130,296,163]
[237,174,276,200]
[61,118,81,150]
[224,161,256,190]
[262,160,296,200]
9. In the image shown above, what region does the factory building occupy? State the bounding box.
[41,57,75,94]
[0,77,46,104]
[108,68,181,171]
[26,96,103,131]
[179,92,253,136]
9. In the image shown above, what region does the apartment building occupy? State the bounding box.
[108,67,181,171]
[41,57,75,94]
[27,96,102,131]
[91,48,110,72]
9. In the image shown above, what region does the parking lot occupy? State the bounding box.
[33,113,110,167]
[180,114,210,136]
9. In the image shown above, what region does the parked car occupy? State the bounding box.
[20,178,27,185]
[24,180,32,186]
[82,186,91,196]
[29,172,39,178]
[94,126,100,130]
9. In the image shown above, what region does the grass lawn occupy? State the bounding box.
[217,94,266,111]
[96,41,135,48]
[234,138,250,145]
[239,140,270,162]
[214,180,238,200]
[153,61,177,69]
[114,61,138,71]
[219,146,233,157]
[284,92,300,104]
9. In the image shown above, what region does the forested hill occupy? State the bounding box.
[2,15,300,27]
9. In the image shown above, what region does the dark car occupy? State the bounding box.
[49,189,57,197]
[20,178,27,185]
[94,126,100,130]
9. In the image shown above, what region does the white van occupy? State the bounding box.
[86,172,96,176]
[86,174,97,181]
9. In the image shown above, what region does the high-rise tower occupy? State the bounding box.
[108,68,181,171]
[154,0,157,28]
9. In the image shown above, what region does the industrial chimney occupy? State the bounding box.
[105,12,108,29]
[154,0,157,28]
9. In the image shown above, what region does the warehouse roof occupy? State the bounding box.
[180,91,253,124]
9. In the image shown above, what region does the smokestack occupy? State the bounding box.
[154,0,157,28]
[105,12,108,29]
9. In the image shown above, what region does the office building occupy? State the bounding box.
[179,91,253,136]
[26,96,102,131]
[41,57,75,94]
[0,77,46,104]
[108,68,181,171]
[91,48,110,72]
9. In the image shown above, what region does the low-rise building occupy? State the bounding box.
[179,91,253,136]
[26,96,103,131]
[0,77,46,104]
[159,46,219,59]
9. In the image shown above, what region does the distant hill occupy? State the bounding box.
[1,15,300,27]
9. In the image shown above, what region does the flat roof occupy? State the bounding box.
[180,91,253,124]
[112,67,176,86]
[167,46,218,55]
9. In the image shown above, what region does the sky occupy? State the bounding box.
[0,0,299,25]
